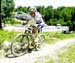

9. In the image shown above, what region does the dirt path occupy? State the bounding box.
[0,38,75,63]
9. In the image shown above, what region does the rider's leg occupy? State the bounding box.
[31,26,38,47]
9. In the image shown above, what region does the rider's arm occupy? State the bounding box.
[26,14,36,26]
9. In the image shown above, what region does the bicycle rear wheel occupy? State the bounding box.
[11,34,29,57]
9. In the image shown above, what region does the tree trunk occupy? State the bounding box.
[0,15,2,29]
[0,0,2,29]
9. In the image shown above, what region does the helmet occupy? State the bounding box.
[29,7,37,12]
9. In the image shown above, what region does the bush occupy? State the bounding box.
[47,19,58,25]
[3,18,14,25]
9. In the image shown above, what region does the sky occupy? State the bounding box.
[14,0,75,8]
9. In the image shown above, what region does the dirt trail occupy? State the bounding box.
[0,38,75,63]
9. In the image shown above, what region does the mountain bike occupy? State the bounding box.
[11,25,45,57]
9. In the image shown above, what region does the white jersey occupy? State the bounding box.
[27,12,45,24]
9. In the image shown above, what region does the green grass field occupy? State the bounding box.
[0,30,19,44]
[40,32,75,44]
[0,30,75,45]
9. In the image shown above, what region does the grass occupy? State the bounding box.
[4,18,22,26]
[0,30,19,44]
[55,32,75,40]
[40,32,75,44]
[0,30,75,45]
[57,42,75,63]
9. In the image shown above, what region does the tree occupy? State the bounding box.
[1,0,15,17]
[2,0,15,17]
[71,12,75,31]
[15,6,28,13]
[1,0,15,26]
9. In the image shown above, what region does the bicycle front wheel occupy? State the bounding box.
[11,34,29,57]
[35,34,45,50]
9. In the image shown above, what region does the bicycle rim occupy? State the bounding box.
[11,34,29,57]
[38,35,45,44]
[35,35,45,50]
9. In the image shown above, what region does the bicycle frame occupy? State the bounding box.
[24,27,35,46]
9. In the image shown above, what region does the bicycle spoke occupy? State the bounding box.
[11,34,29,56]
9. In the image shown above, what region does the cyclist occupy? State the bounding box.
[27,7,45,32]
[25,7,45,49]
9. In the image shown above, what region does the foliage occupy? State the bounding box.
[1,0,15,28]
[15,6,28,13]
[15,6,75,31]
[3,18,22,25]
[1,2,75,30]
[1,0,15,17]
